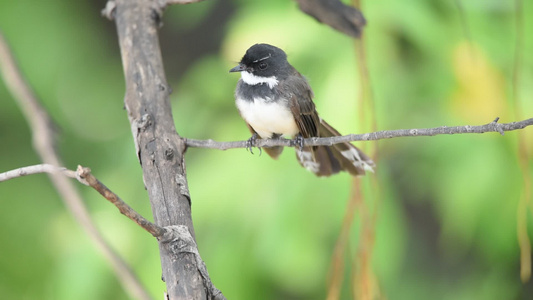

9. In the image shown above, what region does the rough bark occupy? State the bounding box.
[112,1,206,298]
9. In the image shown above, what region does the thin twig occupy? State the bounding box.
[0,31,153,300]
[0,164,165,238]
[185,117,533,150]
[0,164,77,182]
[76,166,166,238]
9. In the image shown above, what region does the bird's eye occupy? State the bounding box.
[258,62,268,70]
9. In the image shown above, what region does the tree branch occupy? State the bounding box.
[0,164,76,182]
[0,31,153,300]
[184,117,533,150]
[110,0,224,298]
[76,166,166,238]
[0,164,166,238]
[75,163,223,298]
[74,164,222,298]
[0,163,222,300]
[159,226,226,300]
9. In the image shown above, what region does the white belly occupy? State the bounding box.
[236,97,299,138]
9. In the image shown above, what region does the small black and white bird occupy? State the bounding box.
[230,43,374,177]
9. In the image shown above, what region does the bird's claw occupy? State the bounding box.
[246,133,262,156]
[292,134,305,150]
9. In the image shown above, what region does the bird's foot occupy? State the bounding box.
[246,133,262,156]
[292,134,305,150]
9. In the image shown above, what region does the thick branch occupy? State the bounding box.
[111,0,222,298]
[160,226,226,300]
[185,117,533,150]
[0,31,152,300]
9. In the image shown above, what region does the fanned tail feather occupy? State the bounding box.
[295,119,375,177]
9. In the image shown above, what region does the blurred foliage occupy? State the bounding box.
[1,0,532,299]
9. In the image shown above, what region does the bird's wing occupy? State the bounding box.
[279,73,320,138]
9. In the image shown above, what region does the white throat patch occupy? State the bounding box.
[241,71,278,89]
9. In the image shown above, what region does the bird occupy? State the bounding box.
[229,43,374,177]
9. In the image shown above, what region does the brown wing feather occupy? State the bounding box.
[278,72,320,138]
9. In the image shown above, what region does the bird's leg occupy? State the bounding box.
[246,132,262,155]
[292,133,305,150]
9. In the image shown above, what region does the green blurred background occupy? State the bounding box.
[1,0,533,299]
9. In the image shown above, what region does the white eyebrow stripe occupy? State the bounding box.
[252,53,272,63]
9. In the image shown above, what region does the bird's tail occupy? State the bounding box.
[295,119,375,177]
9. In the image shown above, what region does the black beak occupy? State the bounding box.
[229,63,246,73]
